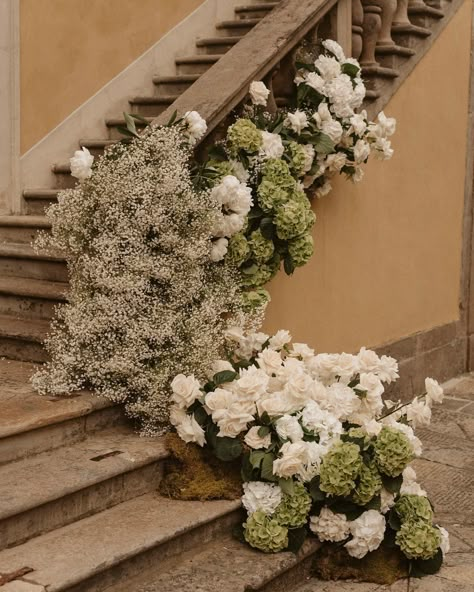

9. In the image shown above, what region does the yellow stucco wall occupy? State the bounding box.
[20,0,204,153]
[265,0,472,352]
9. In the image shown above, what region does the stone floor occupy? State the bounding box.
[297,374,474,592]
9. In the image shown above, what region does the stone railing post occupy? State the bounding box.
[373,0,397,46]
[393,0,411,25]
[331,0,352,57]
[352,0,364,59]
[360,1,382,66]
[408,0,427,9]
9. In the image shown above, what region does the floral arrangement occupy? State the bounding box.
[170,329,449,576]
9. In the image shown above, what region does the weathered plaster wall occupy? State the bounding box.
[20,0,204,153]
[265,0,472,352]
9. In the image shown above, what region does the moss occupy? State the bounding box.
[159,432,242,501]
[312,542,408,585]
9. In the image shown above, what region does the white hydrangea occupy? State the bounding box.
[345,510,386,558]
[324,383,361,420]
[322,39,346,62]
[380,488,396,514]
[438,526,450,556]
[275,414,304,442]
[301,400,343,441]
[242,481,282,515]
[285,110,309,134]
[260,131,285,159]
[310,508,350,542]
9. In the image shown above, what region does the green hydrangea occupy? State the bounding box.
[396,521,441,560]
[207,159,235,181]
[241,264,274,289]
[304,208,316,231]
[395,495,434,524]
[286,142,307,176]
[274,201,309,240]
[273,482,312,527]
[227,119,263,155]
[257,180,289,212]
[262,159,296,190]
[242,288,271,310]
[249,229,274,264]
[288,234,314,267]
[290,189,311,210]
[352,460,382,506]
[244,511,289,553]
[374,426,414,477]
[320,441,363,497]
[226,232,250,266]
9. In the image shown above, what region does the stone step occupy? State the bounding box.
[0,494,240,592]
[0,314,48,363]
[0,216,51,244]
[375,43,416,69]
[392,23,431,49]
[0,276,67,320]
[51,163,77,189]
[79,138,118,158]
[23,189,59,215]
[175,54,221,75]
[235,3,278,19]
[0,428,168,550]
[408,3,444,28]
[0,242,67,282]
[195,35,241,55]
[0,358,122,465]
[105,116,153,140]
[216,18,261,36]
[129,95,179,118]
[111,535,320,592]
[152,74,200,96]
[362,64,399,92]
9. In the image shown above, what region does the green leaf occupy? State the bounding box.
[312,132,335,154]
[207,144,227,161]
[232,521,247,544]
[261,452,277,481]
[249,450,266,470]
[213,370,238,385]
[258,425,271,438]
[260,217,276,240]
[279,478,295,496]
[123,112,139,137]
[116,125,137,138]
[167,109,178,126]
[193,405,209,427]
[248,206,264,220]
[287,527,307,554]
[366,495,381,511]
[295,61,316,72]
[388,508,401,531]
[410,549,443,578]
[309,477,326,502]
[241,453,254,481]
[130,113,151,125]
[241,263,258,276]
[329,499,365,521]
[341,62,360,78]
[260,411,271,426]
[214,436,243,462]
[284,256,295,276]
[382,474,403,494]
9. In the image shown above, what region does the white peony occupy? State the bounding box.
[175,413,206,447]
[310,508,350,542]
[242,481,282,515]
[349,111,368,136]
[260,131,284,159]
[322,39,346,62]
[275,415,304,442]
[290,343,315,360]
[170,374,202,408]
[406,397,432,428]
[353,139,371,163]
[268,330,292,350]
[425,377,444,404]
[301,400,342,439]
[380,488,396,514]
[237,366,270,398]
[210,237,229,262]
[70,147,94,181]
[183,110,207,144]
[314,54,341,81]
[244,426,272,449]
[285,110,309,134]
[249,80,270,106]
[438,526,450,556]
[305,72,326,93]
[345,510,386,558]
[324,383,361,420]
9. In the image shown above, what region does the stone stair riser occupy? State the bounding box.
[0,293,63,321]
[195,40,237,55]
[0,226,46,244]
[236,8,273,20]
[56,510,241,592]
[130,102,172,118]
[53,171,77,190]
[392,27,431,49]
[375,50,413,70]
[0,336,46,363]
[24,197,57,216]
[175,60,217,75]
[0,462,164,552]
[153,79,197,96]
[0,405,124,466]
[216,21,259,36]
[257,551,318,592]
[0,257,67,282]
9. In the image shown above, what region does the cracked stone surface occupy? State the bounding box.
[296,373,474,592]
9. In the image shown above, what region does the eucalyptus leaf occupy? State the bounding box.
[213,370,238,385]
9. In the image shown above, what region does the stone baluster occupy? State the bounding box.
[393,0,411,25]
[352,0,364,59]
[408,0,427,9]
[360,1,382,66]
[372,0,397,46]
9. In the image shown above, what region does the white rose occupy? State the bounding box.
[272,441,308,478]
[285,110,309,134]
[425,377,444,405]
[175,414,206,447]
[349,111,368,136]
[183,110,207,144]
[322,39,346,62]
[324,383,361,420]
[315,181,332,198]
[257,392,294,417]
[332,353,360,382]
[305,72,326,93]
[275,415,304,442]
[290,343,315,360]
[321,118,343,143]
[169,404,187,427]
[229,160,249,183]
[380,488,396,514]
[362,419,382,437]
[249,80,270,106]
[377,355,399,383]
[256,348,283,375]
[310,508,349,542]
[70,147,94,181]
[353,139,371,163]
[237,366,269,399]
[217,404,255,438]
[406,397,432,428]
[353,166,364,183]
[325,152,346,173]
[170,374,202,408]
[210,238,229,262]
[376,111,397,137]
[345,510,386,558]
[438,526,450,556]
[244,426,272,449]
[357,372,384,416]
[357,347,382,374]
[208,359,235,379]
[283,373,315,410]
[268,329,292,350]
[205,388,236,423]
[242,481,282,515]
[301,400,342,438]
[306,353,338,384]
[260,131,284,159]
[301,144,315,174]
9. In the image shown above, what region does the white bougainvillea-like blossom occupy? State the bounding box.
[249,81,270,107]
[70,147,94,181]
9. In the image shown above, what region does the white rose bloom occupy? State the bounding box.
[325,152,346,173]
[210,237,229,262]
[358,347,382,374]
[321,118,343,144]
[249,80,270,106]
[242,481,282,515]
[244,426,272,449]
[438,526,450,556]
[283,372,315,410]
[353,139,371,163]
[169,404,187,427]
[268,329,292,350]
[333,353,360,382]
[217,404,255,438]
[380,488,396,514]
[275,415,304,442]
[306,353,338,384]
[260,131,284,159]
[357,372,385,415]
[349,111,368,136]
[310,508,350,542]
[256,348,283,375]
[425,377,444,405]
[314,54,341,81]
[205,388,236,422]
[305,72,326,93]
[325,383,361,420]
[277,357,306,380]
[345,510,386,558]
[362,419,382,437]
[70,147,94,181]
[272,441,308,478]
[237,366,270,398]
[175,413,206,447]
[301,400,343,439]
[353,166,364,183]
[322,39,346,62]
[208,359,235,379]
[285,110,309,134]
[301,144,316,174]
[183,110,207,144]
[171,374,202,408]
[290,343,315,360]
[376,111,397,137]
[258,392,294,417]
[373,137,394,161]
[350,80,366,108]
[309,380,330,406]
[377,355,399,383]
[406,397,432,428]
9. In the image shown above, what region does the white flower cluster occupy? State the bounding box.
[33,125,260,434]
